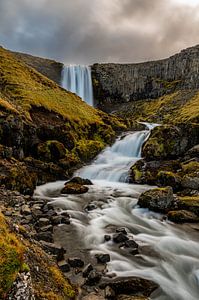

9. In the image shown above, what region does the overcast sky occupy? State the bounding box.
[1,0,199,64]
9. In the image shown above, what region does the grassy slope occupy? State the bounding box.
[115,90,199,124]
[0,46,102,124]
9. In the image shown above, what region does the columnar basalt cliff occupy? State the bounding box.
[91,45,199,110]
[12,51,63,85]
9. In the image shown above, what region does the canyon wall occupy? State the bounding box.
[12,51,63,85]
[91,45,199,110]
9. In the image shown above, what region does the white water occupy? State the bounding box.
[61,65,94,106]
[34,126,199,300]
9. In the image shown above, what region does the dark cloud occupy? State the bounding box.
[0,0,199,64]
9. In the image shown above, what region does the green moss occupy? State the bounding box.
[0,213,25,298]
[182,161,199,174]
[73,139,105,162]
[37,140,66,162]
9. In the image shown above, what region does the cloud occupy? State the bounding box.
[0,0,199,64]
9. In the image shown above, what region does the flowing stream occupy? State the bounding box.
[34,125,199,300]
[61,65,94,106]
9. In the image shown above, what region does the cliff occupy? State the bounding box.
[92,44,199,110]
[12,51,63,85]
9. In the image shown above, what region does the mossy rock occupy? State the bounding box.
[73,139,105,162]
[157,171,182,192]
[138,187,174,213]
[167,210,199,223]
[177,196,199,216]
[37,140,66,162]
[61,183,89,194]
[142,125,189,160]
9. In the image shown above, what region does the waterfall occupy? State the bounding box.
[34,124,199,300]
[61,65,94,106]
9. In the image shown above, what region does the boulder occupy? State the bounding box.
[67,176,93,185]
[99,277,157,296]
[85,270,102,286]
[157,171,182,192]
[40,241,66,261]
[68,257,84,268]
[138,187,174,213]
[176,196,199,216]
[113,233,129,243]
[82,264,94,278]
[167,210,199,223]
[95,253,110,264]
[61,183,89,194]
[35,231,53,243]
[57,260,70,273]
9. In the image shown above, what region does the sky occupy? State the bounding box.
[1,0,199,64]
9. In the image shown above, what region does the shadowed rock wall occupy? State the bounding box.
[91,45,199,110]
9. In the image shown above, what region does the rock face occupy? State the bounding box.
[91,45,199,109]
[12,51,63,85]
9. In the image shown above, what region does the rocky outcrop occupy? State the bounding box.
[12,51,63,85]
[91,45,199,110]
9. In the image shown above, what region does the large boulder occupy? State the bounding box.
[61,183,89,194]
[176,196,199,216]
[138,187,174,213]
[167,210,199,223]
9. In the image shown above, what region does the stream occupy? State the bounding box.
[34,125,199,300]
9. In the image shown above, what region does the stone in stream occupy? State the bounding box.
[84,203,98,211]
[38,217,50,227]
[104,286,116,299]
[67,176,93,185]
[138,187,174,213]
[123,239,138,249]
[35,231,53,242]
[167,210,199,223]
[61,183,89,194]
[21,204,31,215]
[51,215,70,225]
[113,232,129,243]
[82,264,94,278]
[104,235,111,242]
[40,225,53,232]
[68,257,84,268]
[95,254,110,264]
[118,296,149,300]
[57,260,70,272]
[40,240,66,261]
[99,277,158,296]
[85,270,102,286]
[116,227,128,235]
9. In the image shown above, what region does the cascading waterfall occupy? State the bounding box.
[61,65,94,106]
[34,124,199,300]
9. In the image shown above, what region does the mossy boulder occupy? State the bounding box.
[61,183,89,194]
[167,210,199,223]
[138,187,174,213]
[157,171,182,192]
[73,139,105,162]
[37,140,66,162]
[68,177,93,185]
[176,196,199,216]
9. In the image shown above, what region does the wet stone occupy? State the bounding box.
[116,227,128,235]
[104,286,115,299]
[95,254,110,264]
[123,239,138,249]
[35,231,53,242]
[40,225,53,232]
[57,260,70,273]
[68,257,84,268]
[113,232,129,243]
[85,270,102,286]
[51,215,70,225]
[83,264,94,278]
[38,217,50,227]
[21,204,31,215]
[85,204,98,211]
[40,241,65,260]
[104,235,111,242]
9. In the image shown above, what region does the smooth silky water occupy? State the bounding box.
[61,65,93,106]
[34,125,199,300]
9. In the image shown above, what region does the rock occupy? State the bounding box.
[117,296,149,300]
[116,227,128,235]
[113,232,129,243]
[45,209,57,218]
[99,277,158,296]
[84,203,97,211]
[68,176,93,185]
[123,239,138,249]
[3,211,13,216]
[38,217,50,227]
[61,183,89,194]
[82,264,94,278]
[37,140,66,162]
[51,215,70,225]
[31,208,43,218]
[82,293,105,300]
[85,270,102,286]
[167,210,199,223]
[157,171,182,192]
[176,196,199,216]
[35,231,53,242]
[21,204,31,215]
[138,187,174,213]
[104,235,111,242]
[57,260,70,273]
[68,257,84,268]
[40,225,53,232]
[185,144,199,159]
[104,286,115,299]
[40,241,66,260]
[95,254,110,264]
[182,176,199,190]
